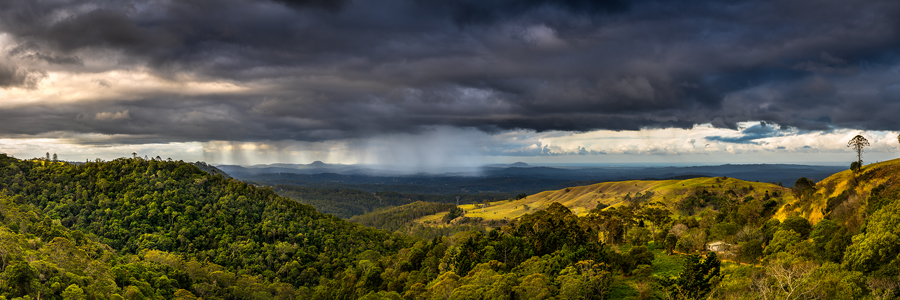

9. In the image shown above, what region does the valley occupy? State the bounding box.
[0,154,898,299]
[3,1,894,299]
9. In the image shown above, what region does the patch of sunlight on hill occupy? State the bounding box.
[415,176,793,224]
[777,157,900,224]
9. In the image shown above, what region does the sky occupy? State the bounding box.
[1,0,900,170]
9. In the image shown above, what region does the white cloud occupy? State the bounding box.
[480,123,900,165]
[0,69,248,109]
[0,137,203,162]
[1,123,897,167]
[94,110,130,121]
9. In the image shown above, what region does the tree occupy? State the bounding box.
[676,228,707,253]
[781,216,812,239]
[752,255,821,300]
[639,202,672,241]
[665,233,677,255]
[842,198,900,273]
[52,153,58,162]
[443,206,464,223]
[428,271,460,300]
[484,273,517,300]
[765,229,801,256]
[627,246,655,271]
[173,289,199,300]
[662,252,721,300]
[556,261,612,300]
[0,230,16,272]
[626,227,651,246]
[709,222,740,243]
[360,291,402,300]
[810,219,838,250]
[738,239,764,263]
[514,273,553,299]
[868,276,900,300]
[62,284,87,300]
[3,261,38,297]
[791,177,816,201]
[847,135,869,167]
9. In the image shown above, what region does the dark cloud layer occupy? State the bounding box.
[0,61,46,89]
[1,0,900,144]
[424,0,630,25]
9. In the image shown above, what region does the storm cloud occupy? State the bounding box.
[1,0,900,144]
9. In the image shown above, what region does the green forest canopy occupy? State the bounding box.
[0,154,898,299]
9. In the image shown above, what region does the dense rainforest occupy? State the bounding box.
[0,155,409,299]
[0,154,899,299]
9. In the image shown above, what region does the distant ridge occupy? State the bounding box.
[510,162,529,167]
[192,161,232,179]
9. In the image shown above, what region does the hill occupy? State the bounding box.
[778,157,900,226]
[348,201,456,231]
[417,177,793,225]
[273,185,516,219]
[3,154,898,299]
[0,154,409,294]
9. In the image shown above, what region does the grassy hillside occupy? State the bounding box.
[777,157,900,226]
[418,177,793,225]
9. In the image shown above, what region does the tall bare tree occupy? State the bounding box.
[867,277,900,300]
[752,258,820,300]
[847,135,869,167]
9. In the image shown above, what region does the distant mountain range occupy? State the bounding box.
[219,162,846,195]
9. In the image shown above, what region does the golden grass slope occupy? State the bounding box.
[416,176,793,225]
[776,157,900,224]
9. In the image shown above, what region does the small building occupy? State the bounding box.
[707,241,729,252]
